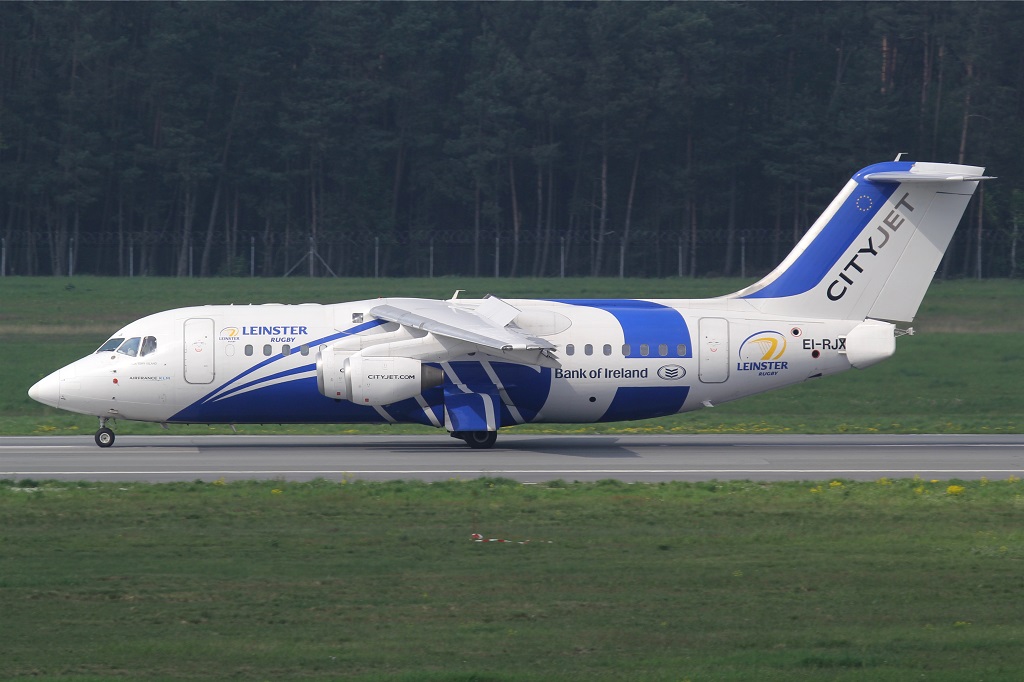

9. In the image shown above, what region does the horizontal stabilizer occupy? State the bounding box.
[863,171,994,183]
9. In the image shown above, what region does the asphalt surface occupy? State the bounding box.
[1,433,1022,483]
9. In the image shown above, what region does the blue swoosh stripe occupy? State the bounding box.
[210,363,316,403]
[197,319,386,405]
[551,299,692,359]
[742,162,909,300]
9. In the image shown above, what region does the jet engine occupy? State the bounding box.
[316,351,443,405]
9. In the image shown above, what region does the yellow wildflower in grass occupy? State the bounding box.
[914,486,926,495]
[271,489,283,495]
[1009,475,1021,484]
[946,485,965,496]
[829,480,844,489]
[809,486,822,494]
[980,477,989,486]
[876,477,892,486]
[212,477,226,486]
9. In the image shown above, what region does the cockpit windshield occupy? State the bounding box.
[117,337,141,357]
[96,335,158,357]
[96,338,124,353]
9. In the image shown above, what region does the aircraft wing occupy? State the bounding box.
[369,296,556,353]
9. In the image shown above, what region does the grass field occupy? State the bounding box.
[2,276,1022,436]
[3,279,1023,681]
[2,477,1024,681]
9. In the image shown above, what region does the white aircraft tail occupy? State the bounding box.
[729,160,990,322]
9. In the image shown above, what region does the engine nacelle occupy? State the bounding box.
[316,351,443,405]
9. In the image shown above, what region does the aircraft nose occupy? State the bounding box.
[28,370,61,408]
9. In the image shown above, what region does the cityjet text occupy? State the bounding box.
[827,191,915,301]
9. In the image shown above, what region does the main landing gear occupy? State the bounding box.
[451,430,498,449]
[95,417,115,448]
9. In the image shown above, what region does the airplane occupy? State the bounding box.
[29,159,990,449]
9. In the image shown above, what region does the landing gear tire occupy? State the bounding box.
[463,431,498,450]
[95,427,115,448]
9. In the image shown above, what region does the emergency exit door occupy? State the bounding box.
[183,318,215,384]
[699,317,729,383]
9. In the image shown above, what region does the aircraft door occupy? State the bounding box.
[698,317,729,383]
[183,318,215,384]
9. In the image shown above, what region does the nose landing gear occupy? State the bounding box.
[95,417,115,448]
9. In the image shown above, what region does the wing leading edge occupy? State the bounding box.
[369,296,556,353]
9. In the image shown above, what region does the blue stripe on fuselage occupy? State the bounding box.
[551,300,692,358]
[170,376,388,424]
[172,319,387,421]
[599,386,690,422]
[169,357,550,427]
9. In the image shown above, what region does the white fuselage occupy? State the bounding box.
[31,298,863,429]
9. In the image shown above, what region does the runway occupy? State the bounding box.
[1,433,1022,483]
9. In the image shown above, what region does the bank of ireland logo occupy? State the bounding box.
[657,364,686,381]
[219,327,240,342]
[738,330,787,362]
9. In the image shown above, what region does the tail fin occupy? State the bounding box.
[729,161,990,322]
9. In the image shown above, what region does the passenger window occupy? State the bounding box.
[97,338,124,353]
[622,344,631,356]
[659,344,668,357]
[263,344,272,357]
[640,344,650,357]
[300,345,310,356]
[565,344,575,356]
[677,344,687,356]
[140,336,158,357]
[282,344,291,356]
[245,345,253,356]
[603,344,612,356]
[117,337,141,357]
[584,344,593,356]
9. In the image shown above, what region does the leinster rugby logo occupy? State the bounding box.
[737,331,789,376]
[657,364,686,381]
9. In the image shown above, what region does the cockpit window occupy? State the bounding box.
[140,336,158,357]
[117,337,141,357]
[97,338,125,353]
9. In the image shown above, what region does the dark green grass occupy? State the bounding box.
[3,276,1021,333]
[4,277,1023,435]
[2,478,1024,681]
[0,276,747,333]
